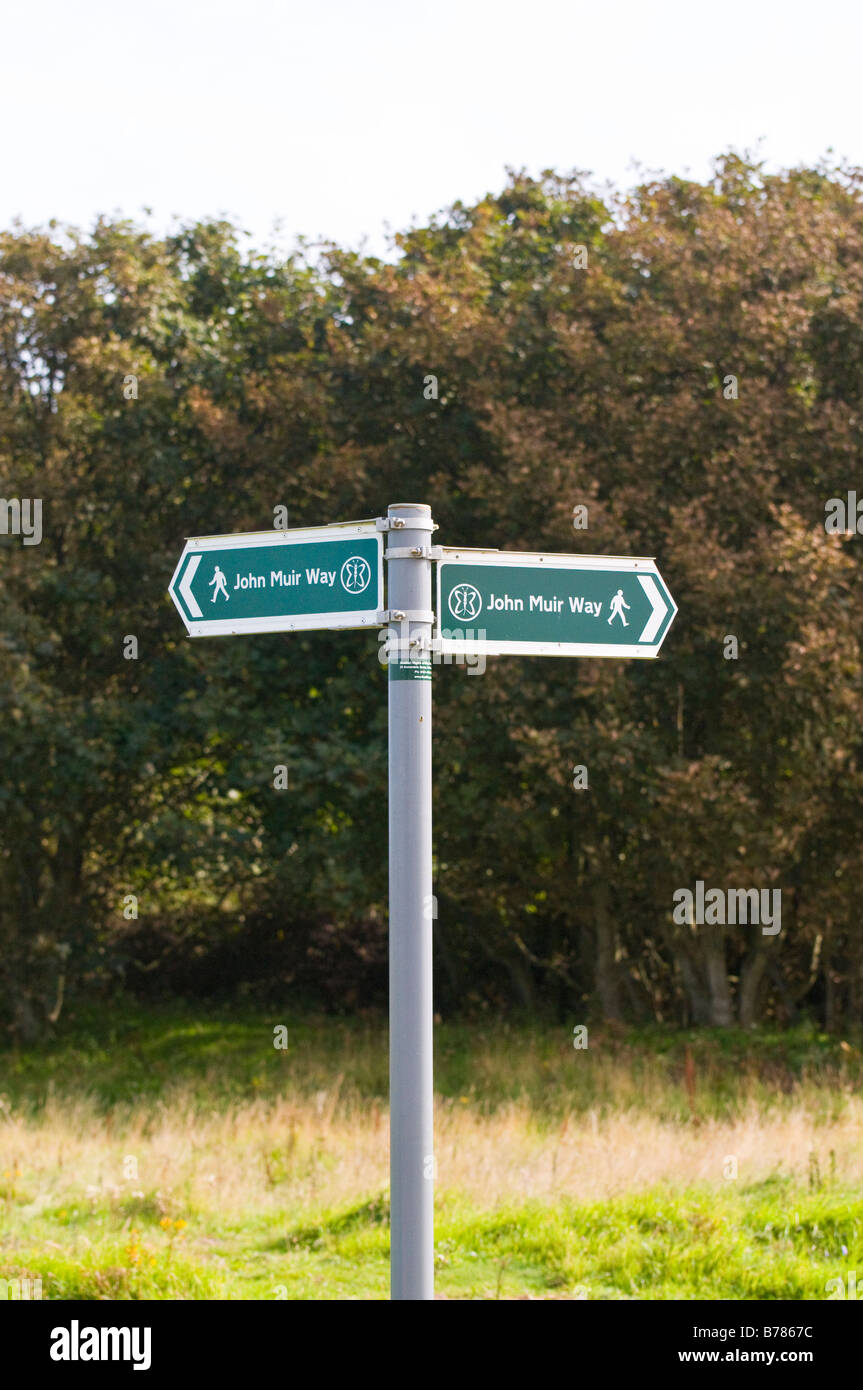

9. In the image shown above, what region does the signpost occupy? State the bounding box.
[168,522,383,637]
[168,509,678,1302]
[385,504,435,1301]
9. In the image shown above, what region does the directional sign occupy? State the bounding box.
[435,549,677,658]
[169,522,384,636]
[167,507,681,1303]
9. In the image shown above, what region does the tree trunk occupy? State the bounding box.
[676,948,711,1025]
[767,961,798,1026]
[704,938,733,1026]
[11,991,40,1045]
[593,877,622,1021]
[739,946,770,1027]
[824,931,836,1031]
[506,956,536,1013]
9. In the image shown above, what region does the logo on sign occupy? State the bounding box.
[340,555,371,594]
[448,583,482,621]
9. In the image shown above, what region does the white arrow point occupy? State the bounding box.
[179,554,203,618]
[638,575,668,643]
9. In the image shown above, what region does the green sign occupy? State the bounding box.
[436,550,677,658]
[169,524,383,636]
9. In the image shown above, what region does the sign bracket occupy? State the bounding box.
[383,545,443,561]
[377,608,436,624]
[377,515,438,534]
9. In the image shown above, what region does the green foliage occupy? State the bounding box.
[3,1000,862,1118]
[8,1186,858,1300]
[1,156,862,1029]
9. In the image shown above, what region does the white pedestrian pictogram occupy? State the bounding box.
[209,565,229,602]
[608,588,630,627]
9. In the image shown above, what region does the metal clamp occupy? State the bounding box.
[376,609,436,624]
[384,545,443,561]
[376,516,439,534]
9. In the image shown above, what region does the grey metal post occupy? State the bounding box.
[386,501,434,1300]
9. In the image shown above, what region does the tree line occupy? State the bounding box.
[1,153,862,1038]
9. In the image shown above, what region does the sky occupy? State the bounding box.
[2,0,862,258]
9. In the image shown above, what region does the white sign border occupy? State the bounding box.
[169,523,384,637]
[433,549,678,659]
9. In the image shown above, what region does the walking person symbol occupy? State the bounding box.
[608,588,630,627]
[209,565,229,603]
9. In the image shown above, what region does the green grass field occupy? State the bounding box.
[1,1003,861,1299]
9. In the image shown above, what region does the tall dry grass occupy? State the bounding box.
[3,1081,862,1217]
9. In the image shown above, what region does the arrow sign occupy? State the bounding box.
[435,549,677,658]
[166,505,681,1304]
[168,523,384,637]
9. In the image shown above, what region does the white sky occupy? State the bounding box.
[2,0,862,257]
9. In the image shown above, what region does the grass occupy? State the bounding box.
[1,1001,862,1299]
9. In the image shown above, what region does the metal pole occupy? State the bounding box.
[386,501,434,1300]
